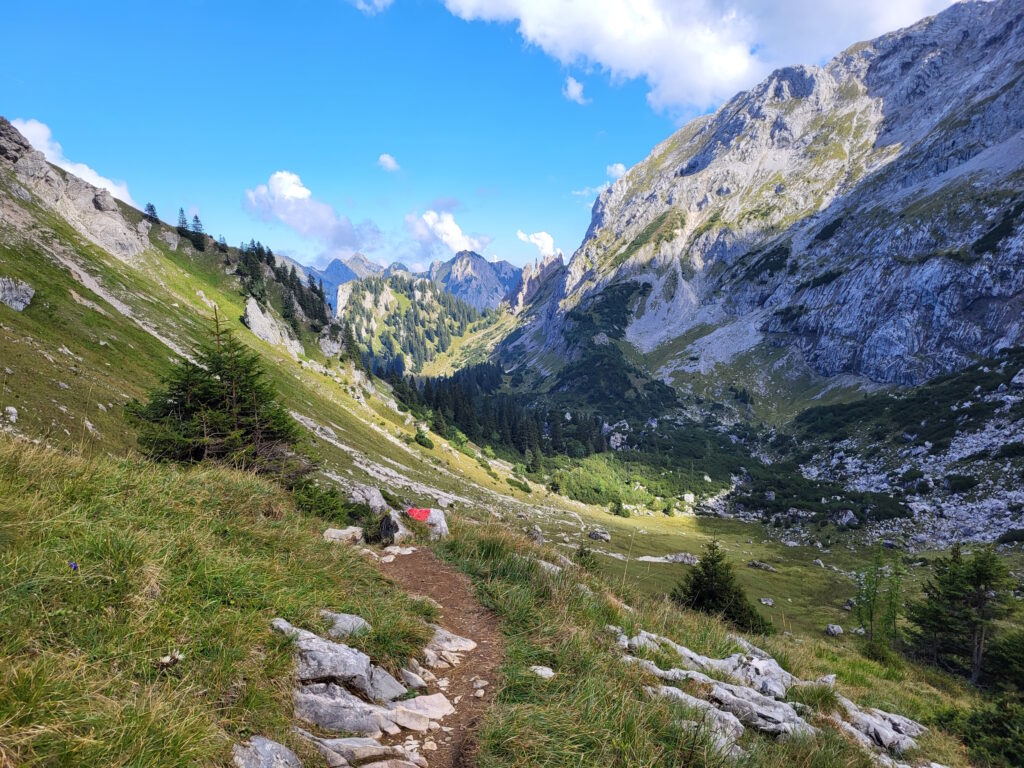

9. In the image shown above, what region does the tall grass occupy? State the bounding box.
[0,436,431,766]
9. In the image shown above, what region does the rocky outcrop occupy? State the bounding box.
[0,276,34,311]
[243,297,304,359]
[505,0,1024,391]
[609,623,933,765]
[508,252,565,314]
[0,117,150,263]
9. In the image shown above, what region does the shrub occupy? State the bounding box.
[292,480,371,526]
[506,477,531,494]
[414,431,434,449]
[996,529,1024,545]
[946,474,979,493]
[938,694,1024,768]
[573,545,599,572]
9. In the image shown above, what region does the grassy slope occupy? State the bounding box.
[0,437,433,766]
[437,522,973,768]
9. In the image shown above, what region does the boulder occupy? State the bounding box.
[748,560,778,572]
[350,484,390,514]
[323,526,364,545]
[425,508,449,540]
[826,624,844,636]
[0,277,34,311]
[1011,369,1024,389]
[320,610,371,640]
[232,736,302,768]
[760,597,774,606]
[271,619,406,703]
[588,528,611,542]
[427,625,477,654]
[528,524,544,544]
[379,512,412,546]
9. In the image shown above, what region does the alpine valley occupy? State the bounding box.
[1,2,1023,768]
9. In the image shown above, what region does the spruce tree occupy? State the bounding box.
[178,207,188,229]
[128,317,308,481]
[144,202,158,221]
[672,539,771,634]
[191,214,204,234]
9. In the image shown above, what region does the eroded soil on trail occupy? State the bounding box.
[380,549,503,768]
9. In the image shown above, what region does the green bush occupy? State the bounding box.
[292,480,372,526]
[414,431,434,449]
[946,474,979,493]
[127,324,307,481]
[938,694,1024,768]
[506,477,531,494]
[996,529,1024,545]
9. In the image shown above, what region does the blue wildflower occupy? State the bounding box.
[69,561,78,571]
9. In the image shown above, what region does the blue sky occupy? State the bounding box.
[1,0,951,270]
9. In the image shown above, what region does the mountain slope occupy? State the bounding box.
[427,250,521,311]
[507,0,1024,408]
[334,272,496,373]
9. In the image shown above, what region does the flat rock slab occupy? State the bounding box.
[321,610,371,640]
[232,736,302,768]
[393,692,456,720]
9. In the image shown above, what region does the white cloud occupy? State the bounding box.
[517,229,560,259]
[562,75,588,104]
[378,153,400,172]
[348,0,393,14]
[606,162,627,179]
[12,118,136,206]
[442,0,953,113]
[571,181,610,198]
[420,210,488,254]
[244,170,377,257]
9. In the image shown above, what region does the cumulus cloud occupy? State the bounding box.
[571,182,610,198]
[378,153,400,172]
[562,75,588,104]
[606,162,627,179]
[517,229,560,259]
[442,0,953,112]
[420,210,489,254]
[244,170,378,258]
[12,118,136,206]
[348,0,393,14]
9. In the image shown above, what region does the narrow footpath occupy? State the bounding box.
[380,549,504,768]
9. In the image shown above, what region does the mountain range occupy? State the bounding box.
[504,0,1024,415]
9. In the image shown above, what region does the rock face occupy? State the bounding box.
[0,276,34,311]
[504,0,1024,393]
[243,297,304,359]
[427,250,521,310]
[349,484,390,515]
[0,117,150,263]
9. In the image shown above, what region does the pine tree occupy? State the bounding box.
[672,539,771,634]
[191,214,204,234]
[178,207,188,229]
[144,202,158,221]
